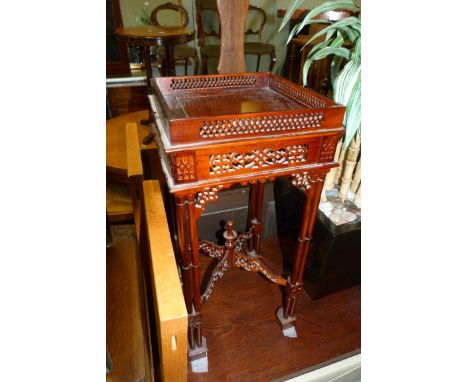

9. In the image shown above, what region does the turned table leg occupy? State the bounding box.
[187,194,204,349]
[175,194,207,361]
[277,177,325,331]
[139,44,156,144]
[175,196,195,346]
[164,45,176,76]
[248,181,265,256]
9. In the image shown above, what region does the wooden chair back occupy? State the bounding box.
[195,0,220,47]
[195,0,268,46]
[151,2,189,28]
[245,4,267,43]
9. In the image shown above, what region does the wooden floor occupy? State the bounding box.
[107,225,360,382]
[188,237,360,381]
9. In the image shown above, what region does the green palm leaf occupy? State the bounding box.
[343,80,361,148]
[303,17,360,46]
[303,33,346,86]
[286,19,331,45]
[334,60,360,105]
[281,0,361,149]
[334,61,361,148]
[331,55,345,84]
[310,46,350,65]
[279,0,305,32]
[353,36,361,62]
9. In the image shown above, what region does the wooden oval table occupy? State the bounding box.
[115,25,195,81]
[106,110,158,222]
[106,110,156,182]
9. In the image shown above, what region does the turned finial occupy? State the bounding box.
[223,220,238,241]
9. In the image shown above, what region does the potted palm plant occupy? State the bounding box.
[281,0,361,216]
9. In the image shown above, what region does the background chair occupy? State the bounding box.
[151,2,200,76]
[195,0,276,74]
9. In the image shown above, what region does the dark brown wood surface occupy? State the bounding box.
[106,86,149,120]
[106,0,130,77]
[188,236,361,381]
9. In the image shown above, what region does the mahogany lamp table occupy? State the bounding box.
[148,72,345,362]
[115,26,195,140]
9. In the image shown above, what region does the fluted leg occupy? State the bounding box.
[277,178,324,331]
[187,194,203,348]
[174,196,195,349]
[248,182,265,256]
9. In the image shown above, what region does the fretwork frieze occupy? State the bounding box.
[209,145,309,176]
[199,113,324,138]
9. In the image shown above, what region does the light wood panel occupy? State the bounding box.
[106,226,152,382]
[106,110,156,181]
[143,180,188,382]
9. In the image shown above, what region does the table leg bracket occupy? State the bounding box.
[199,221,286,304]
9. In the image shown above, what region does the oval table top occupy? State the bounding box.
[106,110,156,181]
[115,26,195,46]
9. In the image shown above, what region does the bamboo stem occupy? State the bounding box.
[354,183,361,208]
[347,134,361,162]
[350,159,361,193]
[321,139,343,201]
[333,141,347,185]
[339,134,360,201]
